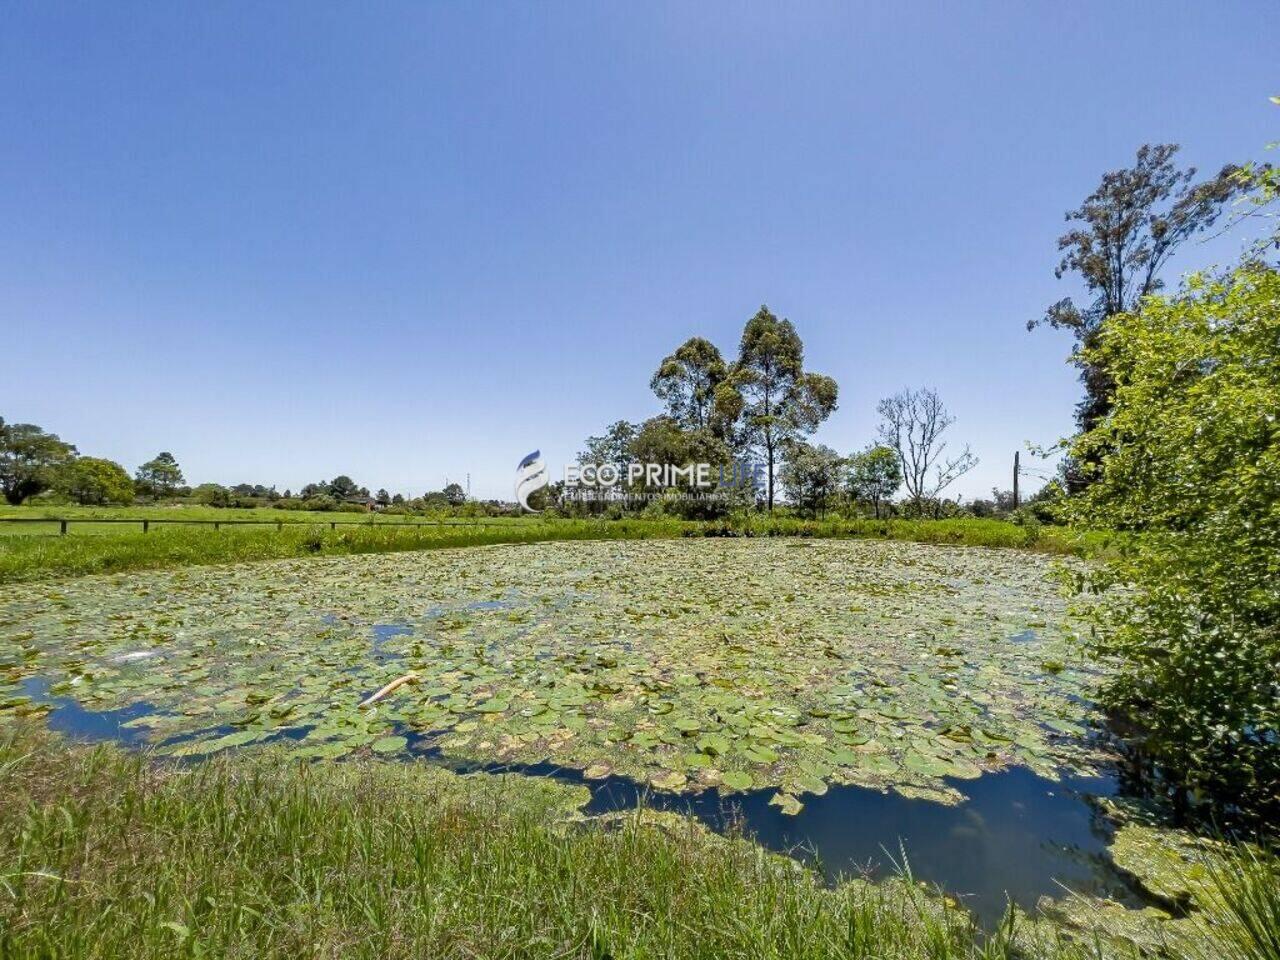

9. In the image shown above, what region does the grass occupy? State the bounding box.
[0,724,1077,959]
[3,725,1275,960]
[1201,845,1280,960]
[0,503,537,536]
[0,508,1112,584]
[0,519,676,583]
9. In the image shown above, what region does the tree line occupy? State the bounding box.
[0,424,488,515]
[559,306,996,520]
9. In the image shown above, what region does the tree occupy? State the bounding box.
[729,306,838,510]
[55,457,134,505]
[650,337,735,436]
[442,482,466,506]
[1070,264,1280,826]
[391,493,405,505]
[0,418,77,504]
[1030,144,1245,434]
[628,416,733,485]
[846,444,902,518]
[1229,97,1279,262]
[135,452,184,498]
[876,388,977,517]
[578,421,639,475]
[192,482,232,507]
[328,475,361,500]
[779,442,844,518]
[966,488,1017,519]
[375,488,391,507]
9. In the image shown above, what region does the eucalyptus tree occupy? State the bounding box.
[876,388,976,518]
[650,338,729,432]
[1030,143,1245,433]
[729,306,838,511]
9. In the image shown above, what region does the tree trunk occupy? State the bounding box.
[765,441,775,512]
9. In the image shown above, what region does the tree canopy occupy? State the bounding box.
[779,442,844,518]
[1072,264,1280,825]
[846,444,902,519]
[0,418,78,504]
[730,306,838,510]
[650,337,733,435]
[1030,143,1245,433]
[55,457,134,505]
[135,452,185,497]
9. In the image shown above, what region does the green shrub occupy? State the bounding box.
[54,457,135,505]
[1072,265,1280,828]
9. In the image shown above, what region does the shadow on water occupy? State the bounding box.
[22,679,1154,930]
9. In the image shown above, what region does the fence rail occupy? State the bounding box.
[0,517,518,536]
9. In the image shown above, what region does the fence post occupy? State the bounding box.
[330,521,336,530]
[214,521,220,530]
[143,520,149,534]
[1013,451,1020,510]
[277,521,283,531]
[60,519,68,536]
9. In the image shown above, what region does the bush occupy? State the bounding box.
[191,482,232,507]
[1072,266,1280,828]
[54,457,134,505]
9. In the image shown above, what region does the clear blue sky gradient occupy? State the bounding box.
[3,3,1276,500]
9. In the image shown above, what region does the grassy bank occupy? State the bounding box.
[2,726,1274,960]
[0,728,1080,958]
[0,520,675,584]
[0,513,1110,583]
[0,725,991,959]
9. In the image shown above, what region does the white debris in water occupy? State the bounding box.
[111,651,160,664]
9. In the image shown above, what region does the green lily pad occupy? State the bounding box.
[768,791,804,815]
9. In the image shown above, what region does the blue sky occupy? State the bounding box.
[2,3,1275,500]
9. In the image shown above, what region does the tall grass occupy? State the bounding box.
[1199,845,1280,960]
[0,725,1089,960]
[0,516,1109,584]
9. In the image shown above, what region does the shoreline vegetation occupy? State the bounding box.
[2,725,1274,960]
[0,510,1110,583]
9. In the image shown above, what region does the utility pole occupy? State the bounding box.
[1013,451,1020,510]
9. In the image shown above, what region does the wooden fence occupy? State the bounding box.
[0,517,515,536]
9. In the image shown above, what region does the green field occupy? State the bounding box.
[0,503,537,536]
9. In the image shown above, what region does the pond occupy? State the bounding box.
[1,539,1162,927]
